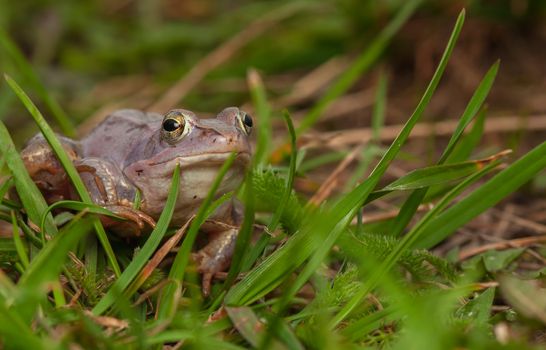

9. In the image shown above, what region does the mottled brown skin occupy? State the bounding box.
[21,107,252,295]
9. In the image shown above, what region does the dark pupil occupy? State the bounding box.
[163,118,180,132]
[243,114,253,127]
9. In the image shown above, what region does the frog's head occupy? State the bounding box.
[124,107,252,220]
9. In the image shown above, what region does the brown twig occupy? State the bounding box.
[308,145,362,206]
[492,207,546,234]
[458,235,546,261]
[351,203,434,225]
[273,56,350,108]
[148,3,312,112]
[131,216,194,293]
[302,114,546,149]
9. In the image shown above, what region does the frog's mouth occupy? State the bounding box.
[152,151,251,168]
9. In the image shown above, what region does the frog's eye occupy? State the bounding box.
[161,112,189,144]
[237,111,253,135]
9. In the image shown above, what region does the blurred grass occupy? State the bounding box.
[1,1,546,349]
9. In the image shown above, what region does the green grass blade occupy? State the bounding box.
[91,164,180,315]
[0,300,51,349]
[389,60,498,237]
[295,0,421,135]
[439,61,499,163]
[445,107,486,164]
[278,4,464,294]
[5,75,121,276]
[240,112,298,272]
[0,269,17,299]
[332,160,501,327]
[414,141,546,249]
[10,211,29,268]
[426,109,487,200]
[343,72,388,190]
[0,176,13,201]
[268,111,297,232]
[156,153,236,321]
[39,200,124,235]
[0,29,75,136]
[14,213,94,322]
[0,121,57,236]
[223,170,255,291]
[248,68,272,166]
[369,153,508,197]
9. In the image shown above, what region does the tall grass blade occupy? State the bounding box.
[0,121,57,236]
[268,111,297,232]
[92,165,180,315]
[223,170,255,291]
[390,60,499,237]
[414,140,546,249]
[0,300,51,349]
[332,160,501,327]
[225,9,465,307]
[248,68,272,165]
[10,210,29,268]
[5,75,121,276]
[14,214,93,322]
[240,111,298,272]
[439,61,499,163]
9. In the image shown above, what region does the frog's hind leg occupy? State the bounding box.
[192,221,239,297]
[20,133,81,202]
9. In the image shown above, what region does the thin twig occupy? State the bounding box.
[458,235,546,260]
[302,114,546,149]
[132,216,194,292]
[350,203,434,225]
[308,145,362,206]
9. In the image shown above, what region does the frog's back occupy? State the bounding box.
[81,109,161,164]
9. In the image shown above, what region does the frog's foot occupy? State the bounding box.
[192,226,238,296]
[103,205,156,237]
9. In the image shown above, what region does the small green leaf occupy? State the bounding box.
[456,288,495,327]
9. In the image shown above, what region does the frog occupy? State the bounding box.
[21,107,253,295]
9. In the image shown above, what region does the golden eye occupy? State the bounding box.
[237,111,253,135]
[161,111,189,143]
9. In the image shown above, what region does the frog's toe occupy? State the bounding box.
[192,228,238,296]
[192,250,229,297]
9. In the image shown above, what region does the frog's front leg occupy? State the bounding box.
[74,157,155,236]
[192,203,243,296]
[193,222,239,296]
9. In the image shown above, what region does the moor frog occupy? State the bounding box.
[21,107,253,295]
